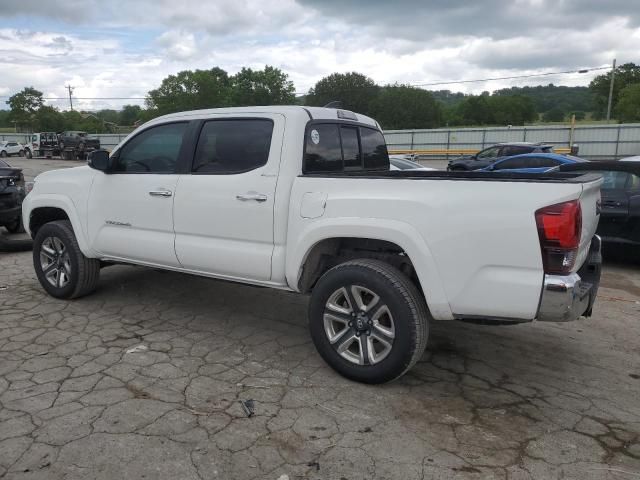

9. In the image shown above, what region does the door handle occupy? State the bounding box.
[149,190,173,197]
[236,193,267,202]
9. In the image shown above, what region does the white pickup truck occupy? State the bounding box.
[23,106,603,383]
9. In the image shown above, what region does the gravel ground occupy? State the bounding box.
[0,158,639,479]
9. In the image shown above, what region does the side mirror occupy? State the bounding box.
[88,150,110,172]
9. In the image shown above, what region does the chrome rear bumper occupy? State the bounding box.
[537,236,602,322]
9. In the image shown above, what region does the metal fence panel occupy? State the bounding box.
[384,123,640,160]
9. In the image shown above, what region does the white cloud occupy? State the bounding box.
[156,30,197,60]
[0,0,638,111]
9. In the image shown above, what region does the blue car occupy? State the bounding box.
[480,153,587,174]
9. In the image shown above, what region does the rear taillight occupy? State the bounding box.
[535,200,582,275]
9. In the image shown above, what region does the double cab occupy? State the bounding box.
[23,106,603,383]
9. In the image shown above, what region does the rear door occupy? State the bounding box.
[173,114,284,281]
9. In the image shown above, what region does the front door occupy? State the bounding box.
[173,115,284,281]
[87,122,189,267]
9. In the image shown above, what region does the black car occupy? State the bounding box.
[557,161,640,247]
[0,159,26,233]
[594,167,640,246]
[447,142,553,171]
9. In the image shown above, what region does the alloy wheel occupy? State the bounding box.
[40,236,72,288]
[323,285,395,365]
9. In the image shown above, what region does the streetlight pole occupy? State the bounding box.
[606,59,616,122]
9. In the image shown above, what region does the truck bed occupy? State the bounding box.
[303,169,603,184]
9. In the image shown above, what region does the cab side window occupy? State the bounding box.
[113,122,187,174]
[304,124,389,173]
[304,124,343,172]
[193,119,273,174]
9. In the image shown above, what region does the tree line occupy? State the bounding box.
[3,62,639,133]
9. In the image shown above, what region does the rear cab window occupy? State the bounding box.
[303,122,389,174]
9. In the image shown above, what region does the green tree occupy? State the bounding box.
[455,95,493,125]
[489,95,536,125]
[306,72,379,114]
[146,67,232,115]
[6,87,44,129]
[615,83,640,122]
[568,110,586,121]
[95,109,119,124]
[542,107,565,122]
[230,66,295,106]
[0,110,10,128]
[370,85,442,129]
[119,104,143,125]
[589,63,640,118]
[33,106,63,131]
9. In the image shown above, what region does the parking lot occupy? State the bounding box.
[0,158,639,479]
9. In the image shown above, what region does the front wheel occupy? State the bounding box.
[0,150,6,158]
[33,220,100,299]
[309,259,429,384]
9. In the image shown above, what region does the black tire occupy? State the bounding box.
[308,259,429,384]
[18,149,24,157]
[5,216,25,234]
[33,220,100,299]
[0,150,6,158]
[25,149,32,159]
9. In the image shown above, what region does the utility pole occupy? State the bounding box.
[65,85,74,111]
[606,58,616,122]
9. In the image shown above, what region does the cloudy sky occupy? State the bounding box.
[0,0,637,111]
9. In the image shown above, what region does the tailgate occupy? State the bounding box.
[575,177,602,272]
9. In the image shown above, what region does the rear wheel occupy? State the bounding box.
[33,220,100,299]
[309,259,429,384]
[18,149,25,157]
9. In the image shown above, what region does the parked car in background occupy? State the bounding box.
[389,155,437,171]
[558,161,640,248]
[0,159,26,233]
[58,131,101,160]
[480,153,586,174]
[447,142,554,171]
[0,141,26,158]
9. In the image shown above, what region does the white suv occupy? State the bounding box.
[0,141,26,158]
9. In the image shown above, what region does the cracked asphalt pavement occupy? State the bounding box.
[1,158,640,479]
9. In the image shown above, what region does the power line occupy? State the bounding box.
[408,66,610,88]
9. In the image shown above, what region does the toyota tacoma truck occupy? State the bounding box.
[23,106,604,383]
